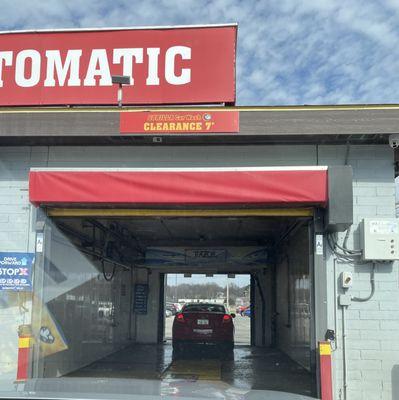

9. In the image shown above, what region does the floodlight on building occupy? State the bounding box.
[111,75,131,108]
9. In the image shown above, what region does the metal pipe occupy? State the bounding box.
[128,266,133,340]
[86,218,144,255]
[57,221,95,245]
[333,258,338,350]
[78,246,131,271]
[342,306,348,400]
[117,85,122,108]
[52,235,131,271]
[352,263,376,302]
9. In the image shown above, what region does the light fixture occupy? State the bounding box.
[111,75,131,108]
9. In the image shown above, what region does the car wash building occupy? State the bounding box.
[0,24,398,400]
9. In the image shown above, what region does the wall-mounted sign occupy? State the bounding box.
[0,25,236,106]
[145,247,268,267]
[120,111,239,134]
[133,284,149,315]
[185,249,227,264]
[0,252,34,291]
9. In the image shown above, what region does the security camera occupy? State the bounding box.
[389,134,399,148]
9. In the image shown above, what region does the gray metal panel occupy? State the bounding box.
[311,209,328,398]
[326,166,353,232]
[240,109,399,135]
[0,112,119,136]
[0,108,397,143]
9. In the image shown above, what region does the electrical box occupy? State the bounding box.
[360,218,399,261]
[326,166,353,232]
[339,294,352,306]
[340,271,353,289]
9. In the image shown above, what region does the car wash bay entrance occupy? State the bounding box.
[28,167,329,398]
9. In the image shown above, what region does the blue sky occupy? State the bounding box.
[1,0,399,105]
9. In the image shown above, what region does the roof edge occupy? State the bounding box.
[0,23,238,35]
[1,103,399,114]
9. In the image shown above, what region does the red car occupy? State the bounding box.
[172,303,235,352]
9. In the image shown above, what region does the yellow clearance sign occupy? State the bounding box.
[120,111,239,134]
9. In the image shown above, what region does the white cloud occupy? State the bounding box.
[0,0,398,105]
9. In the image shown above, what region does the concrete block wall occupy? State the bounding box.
[0,144,397,399]
[318,145,398,400]
[0,147,48,384]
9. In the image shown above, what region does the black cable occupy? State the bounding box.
[333,238,362,255]
[334,231,362,255]
[327,235,356,259]
[327,234,362,260]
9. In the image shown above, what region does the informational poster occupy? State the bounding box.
[0,252,34,291]
[134,284,149,315]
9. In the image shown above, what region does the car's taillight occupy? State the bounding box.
[176,313,185,323]
[222,314,232,323]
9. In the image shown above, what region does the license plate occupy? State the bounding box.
[193,329,213,334]
[197,319,209,325]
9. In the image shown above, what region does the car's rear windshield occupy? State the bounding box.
[183,304,226,313]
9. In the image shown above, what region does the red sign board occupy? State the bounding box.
[0,25,236,106]
[120,111,239,134]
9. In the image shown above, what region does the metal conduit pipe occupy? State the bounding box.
[86,218,144,255]
[340,263,376,400]
[342,306,348,400]
[352,264,376,302]
[78,246,131,271]
[54,222,132,271]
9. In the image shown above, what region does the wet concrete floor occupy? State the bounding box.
[68,344,314,397]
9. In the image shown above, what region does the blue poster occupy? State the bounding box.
[133,284,149,315]
[0,252,34,291]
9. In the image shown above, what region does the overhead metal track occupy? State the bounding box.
[46,208,314,218]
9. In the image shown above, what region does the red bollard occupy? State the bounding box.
[319,341,333,400]
[15,325,32,382]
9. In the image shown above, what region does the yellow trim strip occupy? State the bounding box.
[47,208,314,218]
[18,337,30,348]
[1,104,399,114]
[319,343,332,356]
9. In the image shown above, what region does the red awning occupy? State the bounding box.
[29,167,328,207]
